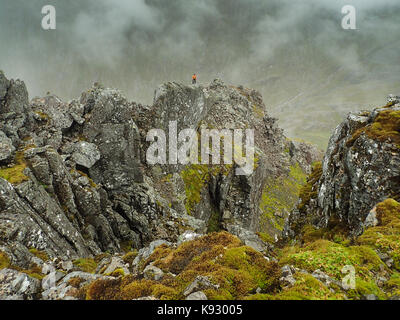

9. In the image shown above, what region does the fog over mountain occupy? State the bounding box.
[1,0,399,147]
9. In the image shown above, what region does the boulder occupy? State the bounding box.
[41,271,65,291]
[101,257,130,276]
[185,291,208,300]
[0,269,40,300]
[183,276,219,297]
[72,141,101,169]
[143,265,164,281]
[0,131,15,162]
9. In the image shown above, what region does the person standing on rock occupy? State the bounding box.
[192,73,197,85]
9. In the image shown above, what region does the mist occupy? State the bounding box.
[1,0,399,147]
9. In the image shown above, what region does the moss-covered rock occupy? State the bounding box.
[357,199,400,271]
[0,151,29,185]
[73,258,97,274]
[259,163,307,234]
[83,232,281,300]
[0,252,10,270]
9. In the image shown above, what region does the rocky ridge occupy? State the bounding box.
[1,69,400,300]
[285,95,400,238]
[0,71,321,299]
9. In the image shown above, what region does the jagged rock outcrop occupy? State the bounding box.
[285,96,400,237]
[0,71,319,277]
[138,80,321,244]
[0,72,205,268]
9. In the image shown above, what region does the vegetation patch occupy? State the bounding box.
[34,111,50,122]
[246,273,345,300]
[180,164,230,215]
[0,252,10,270]
[73,258,97,274]
[279,239,383,281]
[122,250,138,265]
[207,210,222,233]
[347,110,400,147]
[298,162,322,214]
[357,199,400,271]
[259,163,307,233]
[29,248,49,262]
[0,151,29,185]
[83,232,281,300]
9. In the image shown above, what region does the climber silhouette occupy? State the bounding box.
[192,73,197,85]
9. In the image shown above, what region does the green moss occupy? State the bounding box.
[152,284,179,300]
[271,273,346,300]
[86,277,122,300]
[148,232,280,299]
[107,268,125,277]
[122,250,138,265]
[219,246,281,293]
[280,239,383,281]
[300,218,351,244]
[181,164,230,215]
[347,278,386,300]
[81,232,280,300]
[257,232,274,244]
[120,279,156,300]
[0,252,10,270]
[259,163,307,233]
[73,258,97,274]
[34,111,50,122]
[12,263,45,280]
[29,248,49,262]
[207,210,222,233]
[119,240,134,253]
[347,109,400,148]
[0,151,29,185]
[68,277,85,288]
[298,162,322,214]
[357,199,400,271]
[245,273,345,300]
[385,273,400,297]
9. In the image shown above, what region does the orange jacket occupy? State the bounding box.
[192,74,197,80]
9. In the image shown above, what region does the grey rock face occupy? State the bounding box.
[0,71,9,101]
[71,141,101,169]
[279,265,297,288]
[311,269,345,291]
[144,79,319,239]
[387,94,400,104]
[364,207,379,228]
[0,269,40,300]
[41,271,65,291]
[0,130,15,161]
[286,105,400,236]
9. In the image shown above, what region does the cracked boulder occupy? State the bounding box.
[72,141,101,169]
